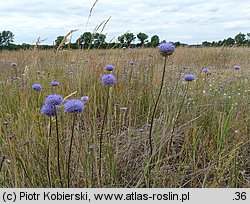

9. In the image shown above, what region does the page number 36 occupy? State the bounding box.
[234,192,247,201]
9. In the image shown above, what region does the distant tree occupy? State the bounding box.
[151,35,160,47]
[211,41,216,46]
[118,35,125,46]
[0,30,14,46]
[235,32,246,45]
[225,37,235,46]
[55,36,64,47]
[246,33,250,46]
[217,40,223,46]
[124,33,136,46]
[93,33,106,48]
[202,41,212,47]
[137,32,148,46]
[78,32,93,49]
[174,41,182,47]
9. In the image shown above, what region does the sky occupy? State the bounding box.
[0,0,250,45]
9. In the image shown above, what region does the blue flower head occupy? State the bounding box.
[158,42,175,56]
[184,74,195,81]
[41,104,58,116]
[233,65,240,70]
[64,99,84,113]
[32,83,42,91]
[81,96,89,101]
[51,81,59,86]
[45,94,63,105]
[105,64,114,71]
[11,62,17,67]
[202,68,209,73]
[101,74,116,86]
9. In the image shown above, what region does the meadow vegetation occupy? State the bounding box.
[0,46,249,187]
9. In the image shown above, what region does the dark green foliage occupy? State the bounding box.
[137,32,148,46]
[0,30,14,46]
[150,35,160,47]
[1,29,250,50]
[55,36,64,47]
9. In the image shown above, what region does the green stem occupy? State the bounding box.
[148,56,168,157]
[99,87,110,186]
[54,105,63,188]
[171,82,189,133]
[67,112,77,188]
[147,56,168,187]
[168,82,189,152]
[47,116,52,187]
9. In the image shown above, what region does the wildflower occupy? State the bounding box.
[41,104,58,116]
[129,61,134,65]
[139,128,144,132]
[184,74,195,81]
[158,42,175,56]
[105,64,114,71]
[101,74,116,86]
[45,94,63,106]
[81,96,89,101]
[120,107,127,111]
[202,68,209,73]
[233,65,240,70]
[32,83,42,91]
[64,99,84,113]
[51,81,59,86]
[11,62,17,67]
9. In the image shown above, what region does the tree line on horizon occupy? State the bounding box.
[0,30,250,51]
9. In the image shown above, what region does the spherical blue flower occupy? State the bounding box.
[101,74,116,86]
[129,61,134,65]
[44,94,63,105]
[41,104,58,116]
[51,81,59,86]
[202,68,209,73]
[184,74,195,81]
[32,83,42,91]
[158,42,175,56]
[81,96,89,101]
[11,62,17,67]
[64,99,84,113]
[233,65,240,70]
[105,64,114,71]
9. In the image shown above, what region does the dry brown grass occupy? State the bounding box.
[0,46,249,187]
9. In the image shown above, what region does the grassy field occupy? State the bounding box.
[0,46,249,187]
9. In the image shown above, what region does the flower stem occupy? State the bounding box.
[168,82,189,151]
[54,105,63,188]
[67,112,77,188]
[99,87,110,186]
[147,56,168,187]
[47,116,52,188]
[148,56,168,157]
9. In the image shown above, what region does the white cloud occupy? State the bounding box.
[0,0,250,44]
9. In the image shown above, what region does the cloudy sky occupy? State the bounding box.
[1,0,250,45]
